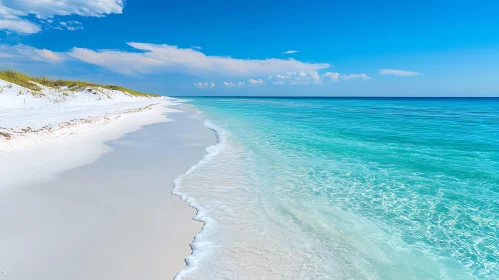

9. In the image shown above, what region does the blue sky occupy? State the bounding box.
[0,0,498,96]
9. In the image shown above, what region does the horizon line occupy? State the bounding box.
[172,96,499,99]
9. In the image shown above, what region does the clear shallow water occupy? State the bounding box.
[175,98,499,280]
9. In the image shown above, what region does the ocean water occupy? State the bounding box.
[174,98,499,280]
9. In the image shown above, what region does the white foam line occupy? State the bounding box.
[172,118,229,279]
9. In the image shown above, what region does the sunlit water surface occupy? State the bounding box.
[175,98,499,280]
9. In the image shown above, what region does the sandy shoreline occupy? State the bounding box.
[0,103,216,279]
[0,102,177,189]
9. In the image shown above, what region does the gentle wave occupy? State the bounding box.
[172,119,229,279]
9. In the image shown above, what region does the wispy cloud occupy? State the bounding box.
[282,50,299,55]
[56,20,83,31]
[322,72,340,81]
[0,0,124,34]
[193,82,216,88]
[268,71,319,85]
[206,70,371,89]
[0,19,40,34]
[68,42,330,76]
[0,44,65,63]
[249,78,265,85]
[267,71,371,85]
[341,73,371,81]
[379,69,420,76]
[223,81,245,87]
[269,74,286,79]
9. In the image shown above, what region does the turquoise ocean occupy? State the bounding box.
[174,98,498,280]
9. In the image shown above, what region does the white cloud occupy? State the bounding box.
[0,3,40,34]
[2,0,124,18]
[249,78,265,85]
[0,19,40,34]
[57,20,83,31]
[192,70,370,89]
[266,71,371,85]
[68,42,330,76]
[268,71,322,85]
[379,69,420,76]
[309,71,320,82]
[0,44,65,63]
[0,1,24,20]
[223,81,245,87]
[68,47,164,75]
[194,82,216,88]
[0,0,124,34]
[269,74,286,79]
[341,73,371,81]
[322,72,340,81]
[192,46,202,50]
[282,50,299,55]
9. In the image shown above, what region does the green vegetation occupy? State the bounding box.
[0,70,40,91]
[0,70,158,97]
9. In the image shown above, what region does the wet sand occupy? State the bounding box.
[0,104,216,280]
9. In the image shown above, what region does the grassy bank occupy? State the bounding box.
[0,70,158,97]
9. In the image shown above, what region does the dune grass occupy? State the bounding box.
[0,70,41,91]
[0,70,158,97]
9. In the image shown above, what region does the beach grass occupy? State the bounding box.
[0,70,158,97]
[0,70,41,91]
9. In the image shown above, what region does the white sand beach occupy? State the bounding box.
[0,78,177,188]
[0,78,216,279]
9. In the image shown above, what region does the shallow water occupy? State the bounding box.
[176,98,499,280]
